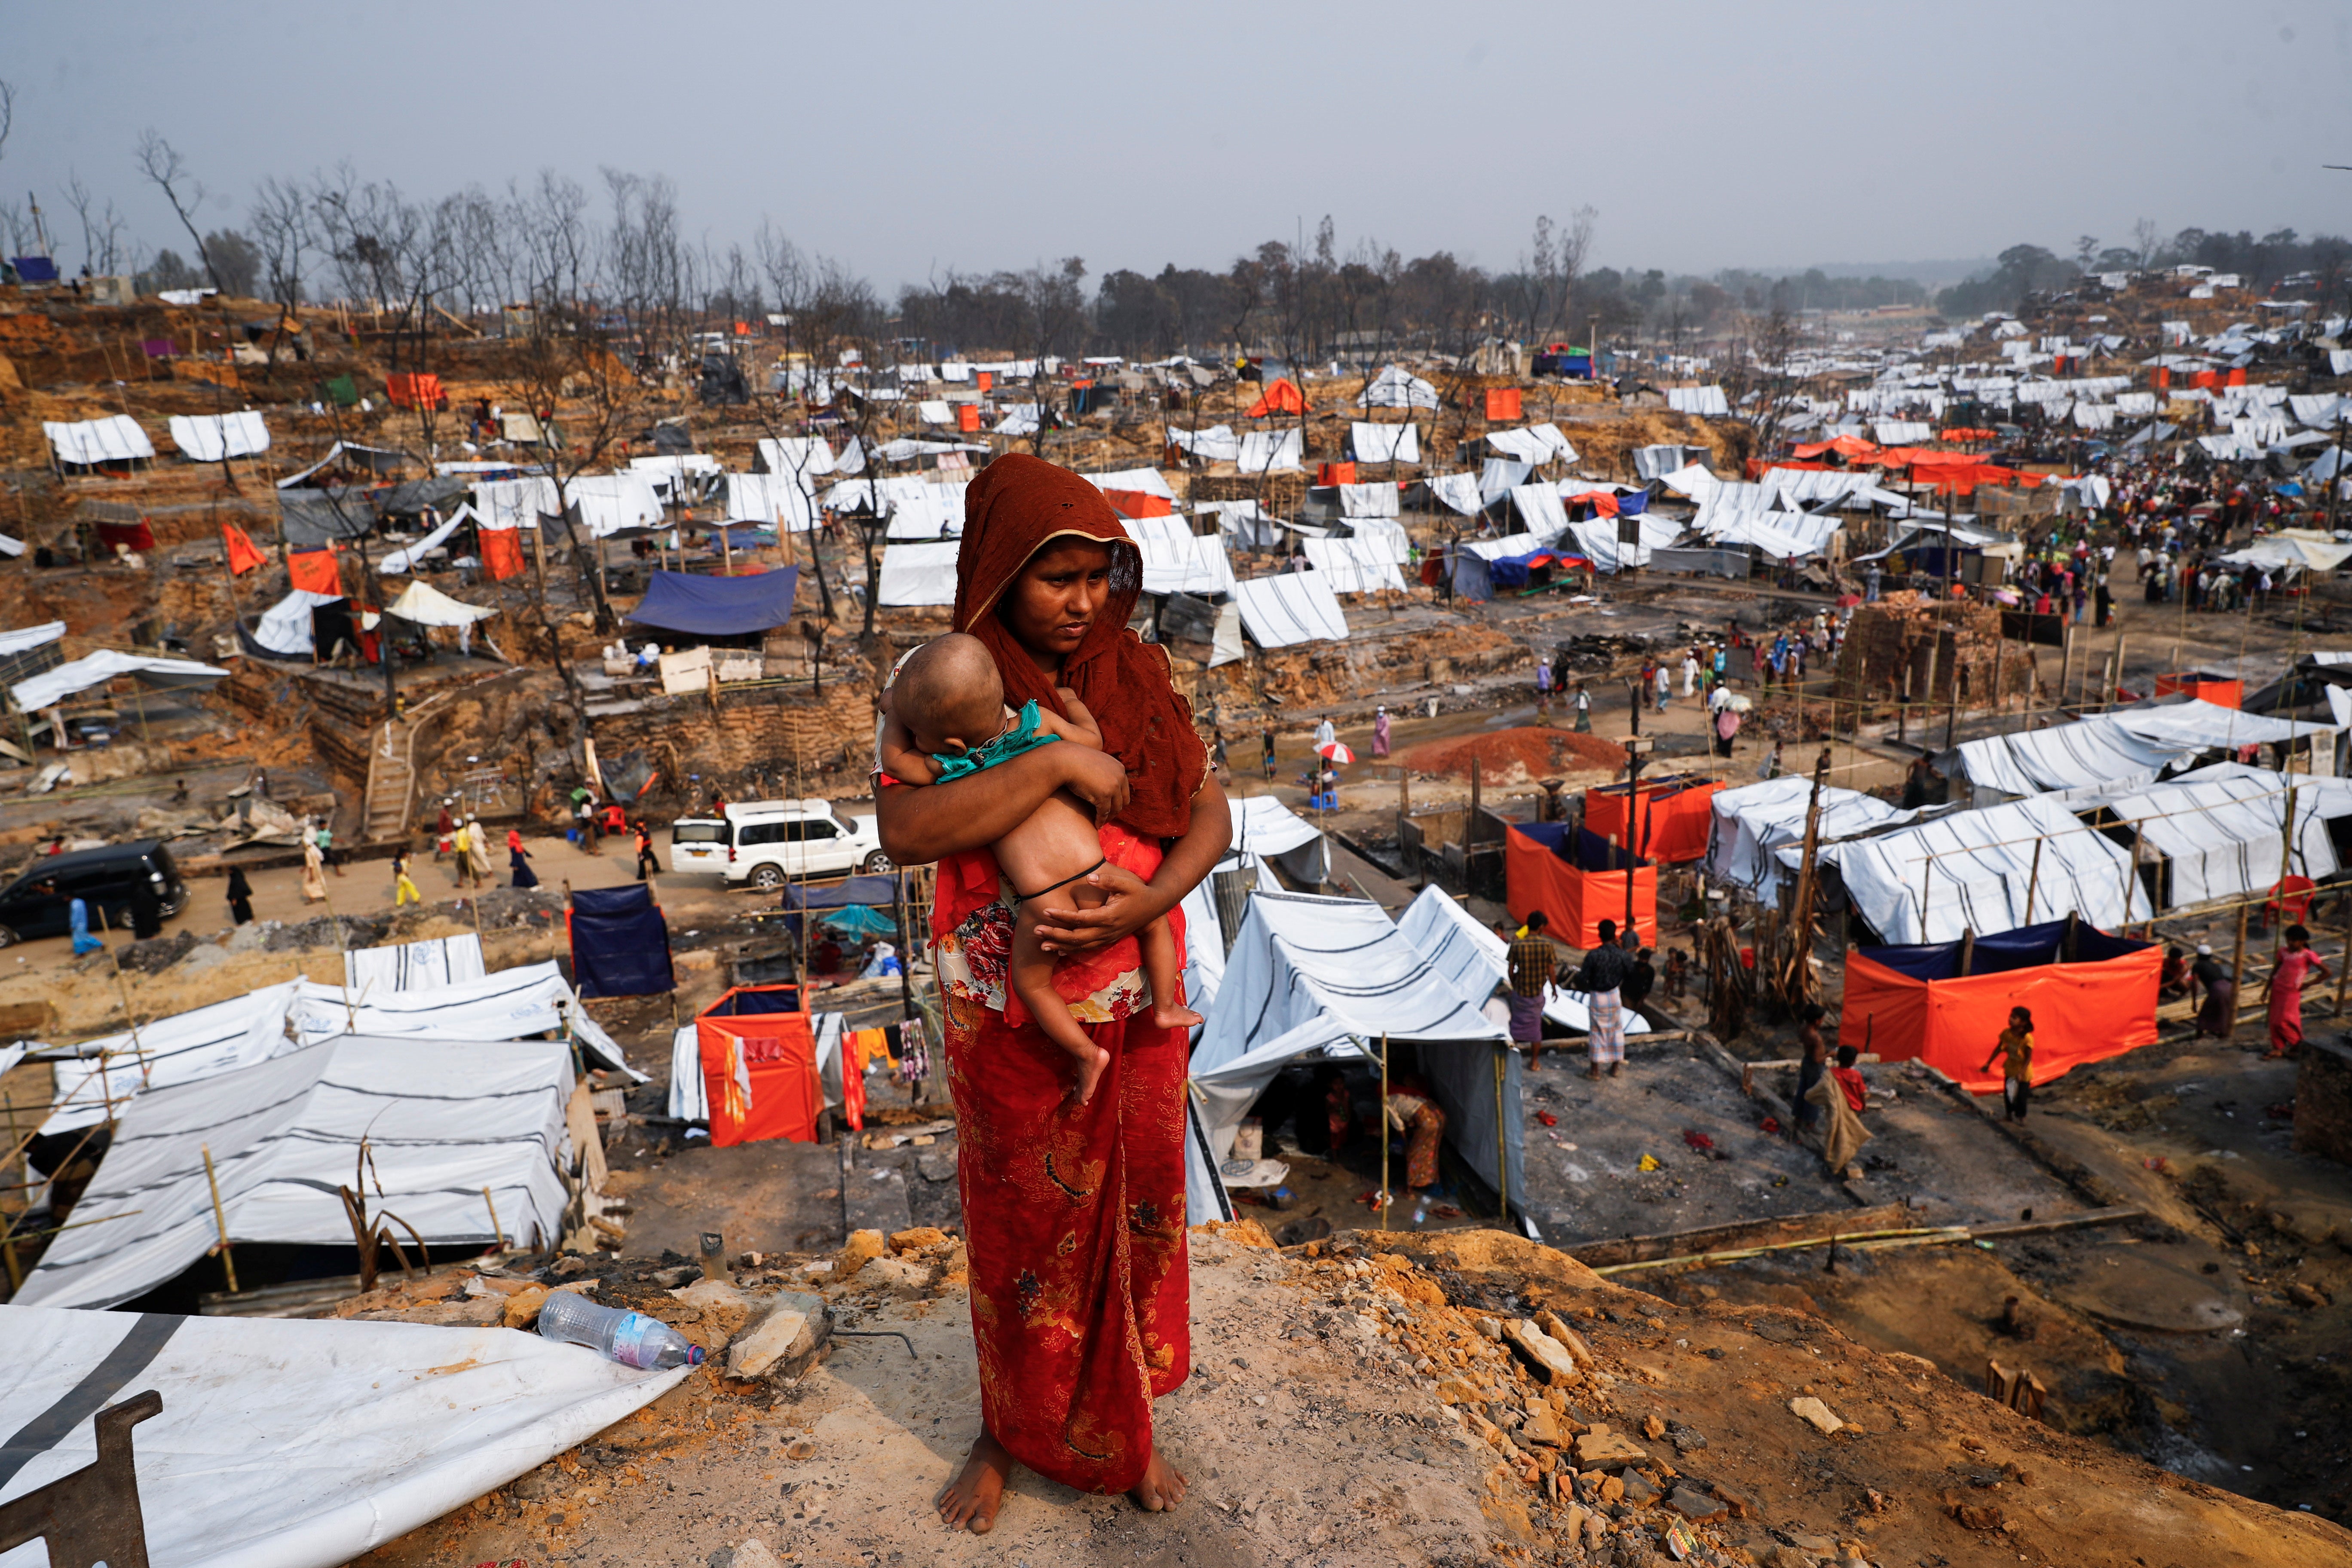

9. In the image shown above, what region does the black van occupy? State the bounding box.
[0,840,190,945]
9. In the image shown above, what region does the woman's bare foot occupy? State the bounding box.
[1130,1446,1188,1513]
[1071,1044,1112,1106]
[937,1431,1014,1534]
[1152,1003,1205,1031]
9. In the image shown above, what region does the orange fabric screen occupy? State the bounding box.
[1101,488,1173,519]
[977,371,992,392]
[223,524,269,576]
[1582,781,1723,865]
[956,404,980,433]
[386,372,445,410]
[2150,368,2170,390]
[2154,675,2242,707]
[1317,462,1356,487]
[1247,378,1305,417]
[1485,388,1522,421]
[1838,946,2161,1093]
[1504,826,1658,946]
[481,529,527,581]
[287,549,341,596]
[1562,490,1620,518]
[698,1012,823,1147]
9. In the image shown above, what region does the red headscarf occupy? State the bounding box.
[954,454,1206,838]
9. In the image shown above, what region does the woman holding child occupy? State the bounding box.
[874,454,1231,1534]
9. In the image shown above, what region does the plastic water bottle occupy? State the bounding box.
[537,1292,706,1370]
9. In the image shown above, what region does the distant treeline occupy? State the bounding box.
[1936,228,2352,317]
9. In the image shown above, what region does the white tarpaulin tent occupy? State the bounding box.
[168,410,270,462]
[1819,796,2153,946]
[877,542,961,606]
[1186,891,1517,1228]
[1349,421,1421,463]
[1360,366,1439,409]
[563,473,665,538]
[1705,777,1919,901]
[825,476,965,539]
[1485,424,1576,466]
[726,472,819,533]
[45,415,154,466]
[250,589,343,656]
[291,960,635,1076]
[1510,483,1572,536]
[1169,425,1243,461]
[377,505,478,573]
[1085,467,1178,501]
[385,580,497,628]
[2218,530,2352,575]
[1300,538,1407,593]
[1567,515,1681,573]
[40,983,303,1136]
[755,436,837,478]
[344,933,486,994]
[1946,699,2335,800]
[1123,517,1236,596]
[2072,766,2352,911]
[1338,481,1401,518]
[1237,428,1304,474]
[1424,472,1485,515]
[0,1306,684,1568]
[1666,386,1730,417]
[470,475,560,531]
[9,650,228,715]
[0,621,66,658]
[1232,571,1348,646]
[15,1035,576,1309]
[1393,885,1648,1039]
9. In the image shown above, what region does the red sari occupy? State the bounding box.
[937,836,1190,1495]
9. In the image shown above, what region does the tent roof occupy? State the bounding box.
[1232,571,1348,647]
[386,579,498,627]
[16,1034,575,1310]
[1819,795,2153,946]
[9,649,227,714]
[625,566,799,635]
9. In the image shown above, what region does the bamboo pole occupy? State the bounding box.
[1379,1032,1390,1232]
[202,1143,239,1293]
[483,1185,504,1250]
[1493,1044,1509,1228]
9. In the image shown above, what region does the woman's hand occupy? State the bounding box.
[1058,745,1131,825]
[1034,863,1167,955]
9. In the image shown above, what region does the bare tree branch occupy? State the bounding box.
[134,128,220,288]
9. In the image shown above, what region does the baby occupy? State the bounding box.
[880,634,1199,1106]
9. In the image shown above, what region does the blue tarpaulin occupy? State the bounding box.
[1854,918,2148,983]
[782,873,900,912]
[1516,820,1654,873]
[1618,490,1649,515]
[626,567,800,636]
[1488,550,1558,591]
[11,257,59,284]
[569,884,676,997]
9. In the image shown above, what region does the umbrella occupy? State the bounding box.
[1315,741,1355,764]
[817,904,898,939]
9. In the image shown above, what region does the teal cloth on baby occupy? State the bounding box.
[931,698,1059,781]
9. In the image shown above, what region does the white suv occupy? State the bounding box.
[714,799,891,889]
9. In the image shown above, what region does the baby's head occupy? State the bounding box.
[893,634,1005,757]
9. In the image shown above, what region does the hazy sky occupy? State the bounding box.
[6,0,2349,294]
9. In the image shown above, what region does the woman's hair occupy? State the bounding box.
[2009,1006,2035,1031]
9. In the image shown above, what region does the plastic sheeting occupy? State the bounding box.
[1665,386,1730,417]
[1704,777,1919,901]
[44,415,154,465]
[1338,480,1401,518]
[1299,538,1407,594]
[343,933,486,994]
[249,589,344,656]
[1236,428,1303,474]
[16,1035,574,1309]
[278,488,376,548]
[1948,699,2333,799]
[377,505,475,574]
[470,475,561,530]
[0,1307,685,1568]
[570,885,675,998]
[1349,421,1420,463]
[1567,515,1680,573]
[1359,366,1439,409]
[726,472,819,533]
[9,649,227,714]
[291,960,632,1076]
[1232,570,1348,647]
[1510,483,1571,537]
[625,567,799,636]
[1125,520,1235,597]
[2082,770,2352,910]
[40,983,303,1137]
[1393,885,1647,1038]
[1485,424,1576,465]
[1422,472,1484,515]
[168,410,270,462]
[1820,796,2154,946]
[877,541,961,606]
[385,579,498,628]
[1169,424,1242,462]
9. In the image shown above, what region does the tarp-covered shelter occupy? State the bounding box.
[44,415,154,466]
[2074,766,2352,912]
[0,1306,685,1568]
[1704,777,1920,902]
[1505,823,1657,946]
[343,932,486,993]
[1359,366,1439,410]
[1840,919,2160,1091]
[698,985,823,1147]
[168,410,270,462]
[8,649,228,715]
[625,567,799,637]
[1232,570,1348,647]
[247,588,343,657]
[568,885,675,998]
[1943,698,2336,802]
[385,579,498,628]
[1246,378,1306,417]
[1349,421,1421,463]
[1584,776,1724,864]
[1186,891,1518,1230]
[14,1034,576,1309]
[1236,428,1304,473]
[878,541,961,606]
[290,960,635,1076]
[1393,885,1649,1040]
[279,487,377,549]
[1818,796,2153,946]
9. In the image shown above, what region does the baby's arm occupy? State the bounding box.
[876,702,940,785]
[1036,687,1105,750]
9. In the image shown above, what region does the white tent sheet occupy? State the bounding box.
[1485,424,1576,465]
[343,933,487,995]
[1124,519,1236,596]
[10,650,228,714]
[1666,386,1730,417]
[755,436,837,478]
[2092,772,2350,910]
[469,476,560,531]
[16,1035,575,1309]
[1510,483,1571,536]
[877,542,962,606]
[1236,428,1304,474]
[1344,519,1411,564]
[564,474,665,538]
[1349,422,1421,463]
[726,472,819,533]
[1703,778,1919,902]
[40,983,303,1136]
[0,1307,685,1568]
[1393,885,1648,1038]
[1085,467,1178,501]
[1300,538,1407,594]
[0,621,66,657]
[1232,571,1349,646]
[1170,424,1243,462]
[168,410,271,462]
[251,589,342,656]
[292,960,634,1075]
[1360,366,1439,410]
[377,505,476,573]
[45,415,154,465]
[1567,515,1681,573]
[1821,796,2153,946]
[1338,481,1401,518]
[385,579,497,627]
[1424,472,1485,515]
[1951,700,2335,799]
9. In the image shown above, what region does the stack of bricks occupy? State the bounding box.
[1831,591,2039,711]
[586,677,878,780]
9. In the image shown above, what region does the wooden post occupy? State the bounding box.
[1379,1032,1390,1231]
[2023,837,2044,925]
[483,1185,504,1250]
[1493,1044,1510,1227]
[2231,900,2251,1035]
[202,1143,239,1293]
[1958,927,1976,977]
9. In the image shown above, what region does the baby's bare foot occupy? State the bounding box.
[1072,1044,1112,1106]
[1153,1004,1205,1031]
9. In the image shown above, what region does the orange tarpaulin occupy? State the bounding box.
[956,404,981,433]
[481,528,527,581]
[1101,488,1173,520]
[698,986,823,1147]
[1247,377,1305,417]
[2154,674,2242,708]
[1485,387,1522,422]
[1938,427,1998,443]
[1581,778,1724,865]
[1792,435,1882,462]
[1562,490,1620,518]
[287,548,341,596]
[223,523,268,576]
[1504,823,1657,947]
[1838,923,2159,1093]
[1317,462,1356,487]
[385,372,447,410]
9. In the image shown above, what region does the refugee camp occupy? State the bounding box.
[1,6,2350,1565]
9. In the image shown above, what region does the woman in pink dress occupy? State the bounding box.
[1371,705,1391,759]
[2265,923,2330,1060]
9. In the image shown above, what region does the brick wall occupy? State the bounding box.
[588,678,880,785]
[1832,593,2040,710]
